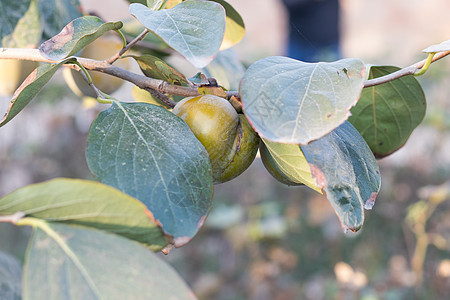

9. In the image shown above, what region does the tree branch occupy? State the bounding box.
[364,50,450,88]
[2,48,449,98]
[0,212,26,224]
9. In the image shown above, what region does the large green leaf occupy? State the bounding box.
[0,58,75,127]
[36,0,83,41]
[22,221,197,299]
[129,0,226,68]
[240,56,365,144]
[39,16,123,61]
[1,0,41,48]
[301,121,381,232]
[0,251,22,300]
[209,0,245,50]
[348,65,426,158]
[0,178,167,250]
[86,102,213,246]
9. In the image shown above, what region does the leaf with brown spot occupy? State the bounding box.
[0,58,76,127]
[39,16,123,61]
[301,121,381,232]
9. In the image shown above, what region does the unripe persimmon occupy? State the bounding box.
[173,95,259,184]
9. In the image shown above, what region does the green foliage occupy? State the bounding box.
[240,56,365,144]
[301,121,381,231]
[349,65,426,157]
[128,54,188,85]
[86,102,213,243]
[0,58,76,127]
[0,251,22,299]
[39,16,123,61]
[0,178,167,250]
[22,221,196,300]
[0,0,82,47]
[0,0,448,298]
[130,0,226,68]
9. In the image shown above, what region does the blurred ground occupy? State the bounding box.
[1,0,450,299]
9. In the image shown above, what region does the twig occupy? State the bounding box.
[0,212,26,224]
[106,29,150,64]
[364,50,450,87]
[143,87,176,108]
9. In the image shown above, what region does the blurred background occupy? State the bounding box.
[1,0,450,299]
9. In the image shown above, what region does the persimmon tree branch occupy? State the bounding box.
[0,211,26,224]
[364,50,450,87]
[1,48,448,100]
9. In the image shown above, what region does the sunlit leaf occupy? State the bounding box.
[22,221,197,299]
[301,121,381,232]
[209,0,245,50]
[130,1,226,68]
[86,102,213,246]
[240,56,365,144]
[260,138,321,192]
[0,178,167,250]
[348,65,426,157]
[39,16,123,61]
[0,58,75,127]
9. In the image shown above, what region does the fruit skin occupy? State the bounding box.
[0,59,39,96]
[217,114,259,183]
[259,141,303,186]
[63,35,130,98]
[173,95,259,184]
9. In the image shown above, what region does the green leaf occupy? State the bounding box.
[0,58,75,127]
[1,0,41,48]
[240,56,365,144]
[127,54,188,85]
[0,178,167,250]
[37,0,83,41]
[203,49,245,90]
[22,221,197,300]
[86,102,213,246]
[348,65,426,157]
[423,39,450,53]
[301,121,381,232]
[0,251,22,300]
[209,0,245,50]
[39,16,123,61]
[129,1,226,68]
[260,138,321,192]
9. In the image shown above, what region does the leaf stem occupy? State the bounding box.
[364,50,450,87]
[414,53,435,76]
[72,60,93,84]
[106,29,150,65]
